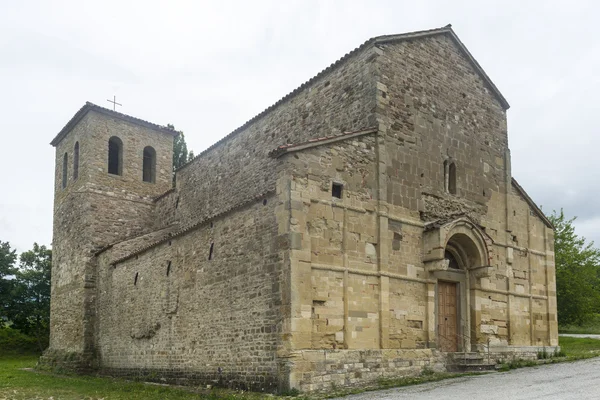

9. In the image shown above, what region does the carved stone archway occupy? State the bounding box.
[423,217,494,352]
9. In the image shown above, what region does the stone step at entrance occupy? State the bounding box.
[446,352,497,372]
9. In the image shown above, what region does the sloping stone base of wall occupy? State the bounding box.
[38,349,96,374]
[39,350,282,393]
[96,367,280,393]
[289,349,445,393]
[474,345,562,363]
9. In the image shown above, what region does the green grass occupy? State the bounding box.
[2,339,599,400]
[559,314,600,334]
[559,336,600,359]
[0,355,477,400]
[497,336,600,372]
[0,355,289,400]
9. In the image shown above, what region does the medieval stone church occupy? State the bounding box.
[44,25,558,393]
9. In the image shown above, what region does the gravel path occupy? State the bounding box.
[334,357,600,400]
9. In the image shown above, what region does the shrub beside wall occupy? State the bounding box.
[0,327,40,354]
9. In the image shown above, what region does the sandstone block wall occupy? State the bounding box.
[167,45,379,230]
[375,34,508,230]
[95,195,285,391]
[290,349,444,393]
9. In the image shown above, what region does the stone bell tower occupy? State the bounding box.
[45,102,176,367]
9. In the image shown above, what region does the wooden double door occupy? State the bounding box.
[437,281,459,352]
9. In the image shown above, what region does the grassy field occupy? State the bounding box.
[0,355,281,400]
[1,337,599,400]
[559,336,600,359]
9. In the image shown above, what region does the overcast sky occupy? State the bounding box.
[1,0,598,254]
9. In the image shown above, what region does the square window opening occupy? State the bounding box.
[332,183,343,199]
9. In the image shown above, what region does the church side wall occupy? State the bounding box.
[95,194,285,391]
[171,46,379,230]
[153,190,179,228]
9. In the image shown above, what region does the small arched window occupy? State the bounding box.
[142,146,156,183]
[62,152,68,189]
[73,142,79,180]
[108,136,123,176]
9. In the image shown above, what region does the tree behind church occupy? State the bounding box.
[168,124,194,185]
[7,244,51,352]
[0,241,17,325]
[549,210,600,326]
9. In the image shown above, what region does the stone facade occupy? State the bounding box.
[46,26,558,393]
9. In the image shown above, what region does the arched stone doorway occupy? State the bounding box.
[423,218,493,353]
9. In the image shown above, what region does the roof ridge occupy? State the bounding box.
[175,24,508,173]
[94,223,180,257]
[268,127,378,158]
[111,189,275,265]
[174,34,378,172]
[511,177,554,229]
[50,102,179,146]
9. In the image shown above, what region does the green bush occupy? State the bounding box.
[0,327,40,355]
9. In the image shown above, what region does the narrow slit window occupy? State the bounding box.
[448,162,457,195]
[108,136,123,176]
[332,183,343,199]
[166,261,171,276]
[142,146,156,183]
[73,142,79,180]
[443,160,449,192]
[208,243,214,260]
[62,152,68,189]
[134,272,139,286]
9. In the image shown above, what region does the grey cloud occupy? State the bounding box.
[1,0,599,251]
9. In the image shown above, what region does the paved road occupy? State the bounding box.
[560,333,600,340]
[336,357,600,400]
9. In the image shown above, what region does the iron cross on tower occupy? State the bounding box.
[106,95,122,111]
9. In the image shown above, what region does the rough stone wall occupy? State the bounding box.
[373,35,557,350]
[50,110,174,356]
[470,185,557,349]
[153,190,180,228]
[280,134,379,353]
[172,46,379,230]
[278,134,443,389]
[374,34,508,227]
[290,349,444,393]
[95,194,285,391]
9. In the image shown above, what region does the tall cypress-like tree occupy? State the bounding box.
[168,124,194,185]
